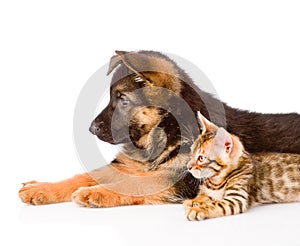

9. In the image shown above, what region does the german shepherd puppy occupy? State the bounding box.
[19,50,300,207]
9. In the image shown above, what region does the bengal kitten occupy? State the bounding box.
[184,111,300,221]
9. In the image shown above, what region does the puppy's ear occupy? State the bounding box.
[107,50,181,94]
[109,50,152,86]
[106,51,135,74]
[107,53,123,76]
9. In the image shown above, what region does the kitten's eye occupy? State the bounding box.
[197,155,207,163]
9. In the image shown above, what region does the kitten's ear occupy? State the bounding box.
[197,111,218,134]
[213,127,233,155]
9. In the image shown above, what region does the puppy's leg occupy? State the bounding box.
[71,184,176,208]
[19,164,121,205]
[19,174,96,205]
[71,170,180,207]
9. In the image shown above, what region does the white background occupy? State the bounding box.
[1,1,300,245]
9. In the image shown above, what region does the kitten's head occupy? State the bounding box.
[187,112,244,179]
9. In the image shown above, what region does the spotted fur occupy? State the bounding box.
[185,112,300,221]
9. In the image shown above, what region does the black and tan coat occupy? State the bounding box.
[19,50,300,207]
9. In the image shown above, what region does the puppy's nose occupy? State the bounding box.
[89,123,100,135]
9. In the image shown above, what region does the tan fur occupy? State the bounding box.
[19,156,178,205]
[70,151,188,204]
[18,51,192,207]
[19,50,300,210]
[130,107,163,150]
[112,51,182,95]
[71,185,175,208]
[142,72,182,95]
[19,135,187,205]
[19,174,97,205]
[131,107,162,132]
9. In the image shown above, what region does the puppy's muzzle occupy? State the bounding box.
[89,122,100,135]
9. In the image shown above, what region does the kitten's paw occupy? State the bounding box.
[186,208,205,221]
[183,199,197,208]
[183,198,210,209]
[19,181,52,205]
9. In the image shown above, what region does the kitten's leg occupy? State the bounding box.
[185,198,248,221]
[183,194,212,208]
[185,189,249,221]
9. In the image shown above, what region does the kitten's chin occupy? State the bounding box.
[189,169,212,179]
[189,170,201,179]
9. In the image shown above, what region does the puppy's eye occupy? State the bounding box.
[197,155,206,163]
[120,97,130,106]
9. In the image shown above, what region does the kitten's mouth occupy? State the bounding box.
[189,169,202,179]
[189,168,212,179]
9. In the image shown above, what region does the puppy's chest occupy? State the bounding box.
[201,185,225,200]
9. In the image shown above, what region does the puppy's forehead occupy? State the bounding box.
[111,77,141,94]
[109,52,182,95]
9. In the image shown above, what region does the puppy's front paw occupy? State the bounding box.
[72,186,123,208]
[72,186,111,208]
[72,187,94,207]
[19,181,52,205]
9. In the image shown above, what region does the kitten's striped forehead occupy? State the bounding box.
[200,132,215,144]
[192,132,215,153]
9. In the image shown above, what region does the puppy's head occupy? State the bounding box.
[89,50,191,146]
